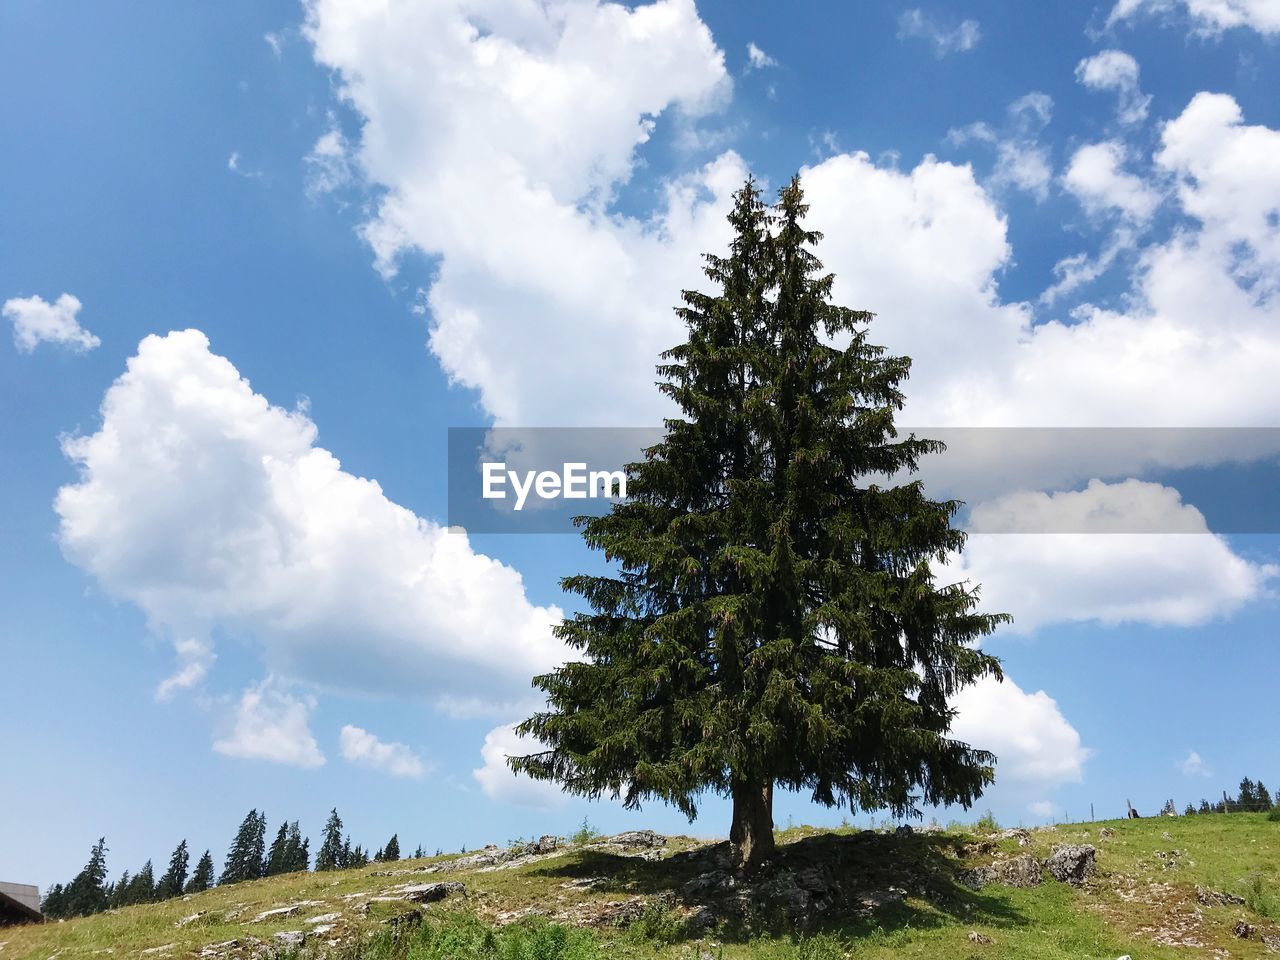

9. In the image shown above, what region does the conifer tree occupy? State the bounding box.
[41,883,67,919]
[185,851,215,894]
[124,860,156,905]
[1239,777,1258,810]
[265,821,291,876]
[220,809,267,884]
[316,809,345,871]
[1258,781,1273,810]
[64,838,110,916]
[1199,799,1212,814]
[382,834,400,862]
[157,840,190,899]
[512,178,1008,869]
[282,821,309,873]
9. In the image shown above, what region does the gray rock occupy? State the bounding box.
[895,825,914,837]
[525,835,559,855]
[273,931,307,949]
[969,855,1044,889]
[1046,844,1096,886]
[174,912,207,928]
[397,881,465,903]
[599,830,666,848]
[856,888,905,911]
[1235,920,1255,940]
[1195,885,1245,906]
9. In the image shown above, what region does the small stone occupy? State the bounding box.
[1235,920,1255,940]
[273,931,307,949]
[305,912,342,925]
[967,931,993,944]
[397,881,465,903]
[139,945,175,955]
[174,911,206,928]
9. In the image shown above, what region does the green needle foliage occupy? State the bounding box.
[513,176,1008,869]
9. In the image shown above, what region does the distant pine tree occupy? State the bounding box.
[349,845,368,867]
[185,851,215,894]
[373,846,384,862]
[221,809,267,885]
[41,883,67,919]
[1239,778,1258,810]
[315,809,345,872]
[341,836,352,869]
[414,846,426,859]
[156,840,189,899]
[123,860,156,905]
[265,822,291,876]
[1199,799,1212,814]
[382,835,400,862]
[64,838,110,917]
[1184,803,1196,816]
[1257,781,1273,810]
[283,821,309,873]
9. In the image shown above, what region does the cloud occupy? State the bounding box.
[55,330,566,714]
[745,42,776,70]
[155,637,216,702]
[1028,799,1055,817]
[264,31,283,57]
[897,9,982,56]
[1180,749,1211,776]
[227,152,263,180]
[947,94,1054,202]
[304,125,354,198]
[1107,0,1280,36]
[951,675,1089,786]
[304,0,735,428]
[1075,50,1151,125]
[340,724,428,778]
[4,293,100,353]
[1063,141,1162,221]
[213,679,326,768]
[473,723,567,809]
[938,480,1276,633]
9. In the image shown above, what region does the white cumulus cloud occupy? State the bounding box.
[214,679,325,768]
[1075,50,1151,125]
[1107,0,1280,36]
[1180,749,1211,776]
[4,293,100,353]
[473,723,567,809]
[952,675,1090,786]
[745,42,776,70]
[55,330,566,714]
[939,480,1275,633]
[1063,141,1162,221]
[340,724,428,778]
[897,9,982,56]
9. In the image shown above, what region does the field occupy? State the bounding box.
[4,813,1279,960]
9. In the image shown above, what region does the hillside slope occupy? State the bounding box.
[4,814,1279,960]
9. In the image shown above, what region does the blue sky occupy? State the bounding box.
[3,0,1280,891]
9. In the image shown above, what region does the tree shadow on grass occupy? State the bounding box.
[531,830,1029,944]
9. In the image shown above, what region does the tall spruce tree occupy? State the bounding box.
[63,838,110,916]
[512,178,1007,869]
[381,834,400,862]
[156,840,190,899]
[185,851,215,894]
[41,883,67,919]
[315,809,345,871]
[265,821,291,876]
[220,810,267,884]
[123,860,156,905]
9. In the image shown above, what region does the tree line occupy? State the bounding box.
[40,809,424,919]
[1167,776,1278,816]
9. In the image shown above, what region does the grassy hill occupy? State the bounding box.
[5,813,1279,960]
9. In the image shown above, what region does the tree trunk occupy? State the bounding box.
[730,779,775,872]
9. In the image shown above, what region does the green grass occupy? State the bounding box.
[5,814,1279,960]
